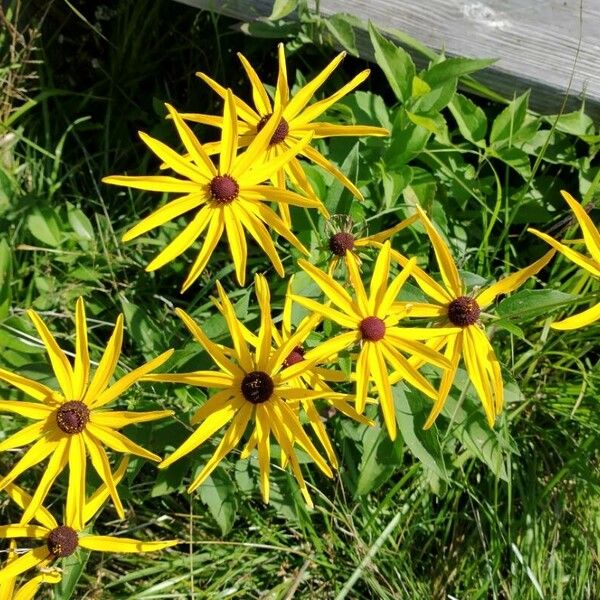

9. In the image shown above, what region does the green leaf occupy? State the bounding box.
[0,238,11,320]
[197,468,237,536]
[27,206,62,247]
[423,57,496,86]
[411,78,456,113]
[496,289,576,320]
[324,14,358,55]
[394,386,448,479]
[489,91,530,146]
[406,111,447,138]
[355,421,403,495]
[385,120,431,169]
[368,22,415,103]
[268,0,298,20]
[491,147,532,179]
[325,142,359,213]
[54,548,91,600]
[67,205,94,240]
[449,93,487,144]
[544,109,595,137]
[120,301,164,356]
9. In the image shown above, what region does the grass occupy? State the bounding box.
[0,0,598,598]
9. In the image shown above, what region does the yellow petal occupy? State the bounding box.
[122,193,207,242]
[551,301,600,330]
[358,215,419,246]
[187,402,253,492]
[270,314,323,376]
[242,184,323,210]
[19,436,68,525]
[345,249,369,315]
[0,420,46,453]
[220,89,239,174]
[275,43,289,108]
[82,431,125,519]
[237,52,272,114]
[476,249,556,308]
[65,434,86,530]
[0,369,55,404]
[291,295,358,329]
[83,456,129,524]
[91,409,174,429]
[224,206,248,286]
[254,275,274,367]
[368,241,391,314]
[0,436,59,492]
[181,212,225,292]
[86,422,160,462]
[255,404,271,503]
[13,570,62,600]
[355,345,371,414]
[369,343,396,440]
[72,298,90,400]
[79,535,178,553]
[190,390,238,425]
[386,335,451,370]
[91,349,174,409]
[377,257,416,317]
[3,482,57,530]
[0,524,49,538]
[160,396,243,470]
[83,315,124,405]
[302,331,360,365]
[284,52,346,121]
[0,400,52,421]
[0,547,50,586]
[146,207,212,271]
[27,310,74,400]
[102,175,202,194]
[561,190,600,263]
[416,205,462,297]
[138,131,207,183]
[305,123,390,138]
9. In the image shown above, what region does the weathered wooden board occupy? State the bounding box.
[174,0,600,118]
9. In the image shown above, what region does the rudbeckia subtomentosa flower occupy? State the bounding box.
[0,459,177,587]
[103,91,327,289]
[145,278,340,506]
[180,44,389,224]
[0,298,174,526]
[528,190,600,330]
[387,206,555,428]
[293,241,459,440]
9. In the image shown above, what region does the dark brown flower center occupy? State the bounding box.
[56,401,89,434]
[241,371,274,404]
[256,114,289,145]
[447,296,481,327]
[47,526,79,557]
[283,345,305,368]
[209,175,239,204]
[329,232,355,257]
[359,317,386,341]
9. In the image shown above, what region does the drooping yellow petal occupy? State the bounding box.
[416,205,462,297]
[354,345,371,414]
[19,436,69,525]
[83,456,129,524]
[3,482,57,530]
[13,570,62,600]
[551,301,600,330]
[345,250,369,315]
[386,334,451,370]
[304,400,338,469]
[0,370,56,404]
[187,402,253,493]
[223,206,248,285]
[146,207,213,272]
[174,308,243,376]
[102,175,202,194]
[122,193,207,242]
[369,343,396,439]
[160,396,243,470]
[27,310,74,400]
[82,431,125,519]
[220,89,239,174]
[181,212,225,293]
[368,241,391,314]
[138,131,208,184]
[237,52,272,114]
[0,547,50,586]
[284,52,346,121]
[255,403,271,503]
[79,535,178,553]
[470,326,504,415]
[0,436,59,491]
[0,400,52,421]
[83,315,124,405]
[91,349,174,409]
[86,422,161,462]
[561,190,600,263]
[71,297,90,401]
[165,104,217,178]
[476,250,556,309]
[65,434,86,530]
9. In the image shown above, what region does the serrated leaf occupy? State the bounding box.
[198,468,237,535]
[496,289,576,319]
[449,93,487,144]
[490,91,530,146]
[368,22,415,103]
[27,206,62,247]
[423,57,495,86]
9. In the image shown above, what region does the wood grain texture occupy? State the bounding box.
[175,0,600,117]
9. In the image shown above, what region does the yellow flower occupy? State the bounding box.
[325,213,419,274]
[180,44,389,224]
[528,190,600,330]
[217,275,371,469]
[0,541,61,600]
[293,241,459,440]
[103,92,327,289]
[0,298,174,526]
[145,278,338,507]
[387,206,555,428]
[0,459,177,588]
